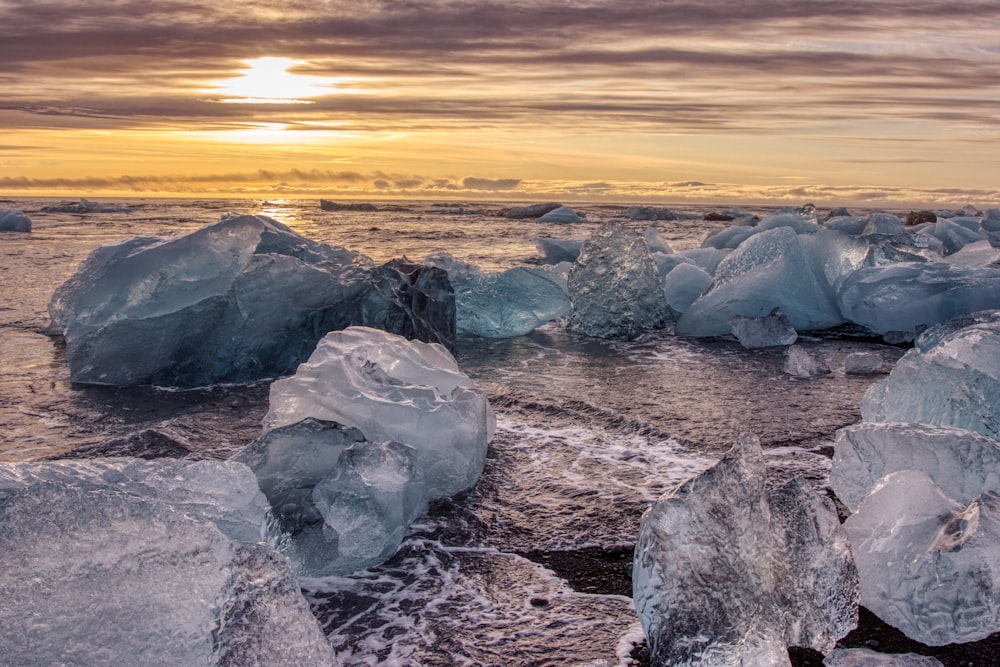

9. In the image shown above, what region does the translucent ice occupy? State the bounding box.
[662,262,712,318]
[860,311,1000,438]
[823,648,943,666]
[264,326,494,499]
[861,212,907,237]
[48,214,457,387]
[0,463,333,666]
[784,344,831,378]
[830,421,1000,513]
[729,307,798,348]
[927,218,987,254]
[423,250,483,283]
[537,206,586,223]
[455,264,571,338]
[536,237,583,264]
[567,222,669,339]
[701,221,758,249]
[504,202,562,219]
[844,470,1000,645]
[838,263,1000,337]
[633,434,858,666]
[643,226,673,254]
[677,227,843,337]
[0,208,31,232]
[938,239,1000,267]
[843,351,886,375]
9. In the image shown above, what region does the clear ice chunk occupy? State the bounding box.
[567,222,668,339]
[784,344,831,378]
[264,326,494,499]
[729,307,798,348]
[535,237,583,264]
[831,421,1000,513]
[633,434,858,666]
[845,470,1000,645]
[0,208,31,232]
[843,351,886,375]
[455,264,571,338]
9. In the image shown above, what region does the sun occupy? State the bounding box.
[208,57,335,104]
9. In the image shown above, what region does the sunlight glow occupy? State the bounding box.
[207,57,336,104]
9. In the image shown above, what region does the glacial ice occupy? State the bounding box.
[633,434,858,666]
[567,222,668,339]
[843,351,885,375]
[662,261,712,317]
[0,461,334,666]
[264,326,494,499]
[41,198,131,213]
[48,214,457,387]
[643,226,673,254]
[0,208,31,232]
[454,264,571,338]
[844,470,1000,645]
[938,239,1000,267]
[626,206,697,221]
[784,344,831,378]
[503,202,563,219]
[926,218,988,254]
[677,227,843,337]
[830,421,1000,513]
[861,212,907,237]
[823,648,943,667]
[537,206,586,223]
[536,237,583,264]
[729,307,798,348]
[838,263,1000,337]
[860,311,1000,438]
[423,250,483,283]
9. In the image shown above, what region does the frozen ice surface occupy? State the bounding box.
[311,440,427,575]
[48,214,457,386]
[567,222,669,339]
[537,205,586,223]
[0,208,31,232]
[831,421,1000,513]
[823,648,943,666]
[455,264,571,338]
[838,263,1000,336]
[663,261,712,317]
[264,326,494,499]
[0,470,333,666]
[535,237,583,264]
[677,227,843,337]
[784,344,831,378]
[861,311,1000,438]
[729,307,798,348]
[844,470,1000,645]
[633,434,858,666]
[844,352,886,375]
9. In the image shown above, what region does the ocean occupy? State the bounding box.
[0,196,903,665]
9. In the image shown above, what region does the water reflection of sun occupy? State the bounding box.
[207,57,339,104]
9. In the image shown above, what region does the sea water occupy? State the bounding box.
[0,197,899,665]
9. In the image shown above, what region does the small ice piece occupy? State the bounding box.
[830,421,1000,513]
[784,344,831,378]
[860,311,1000,438]
[537,206,586,223]
[729,307,798,348]
[823,215,871,236]
[455,264,571,338]
[264,326,494,499]
[838,263,1000,336]
[423,250,482,284]
[0,208,31,232]
[678,227,843,337]
[845,470,1000,645]
[844,352,885,375]
[504,202,563,219]
[626,206,695,221]
[861,212,907,237]
[536,237,584,264]
[567,222,668,339]
[823,648,943,666]
[311,440,427,575]
[643,227,673,254]
[662,262,712,317]
[633,434,858,666]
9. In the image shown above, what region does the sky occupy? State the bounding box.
[1,0,998,206]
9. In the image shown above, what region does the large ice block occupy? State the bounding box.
[729,307,798,348]
[455,264,571,338]
[662,261,712,317]
[567,222,668,339]
[0,208,31,232]
[264,326,494,499]
[633,434,858,666]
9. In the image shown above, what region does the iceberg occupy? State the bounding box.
[729,307,798,348]
[0,461,334,666]
[860,311,1000,438]
[844,470,1000,645]
[535,237,583,264]
[626,206,695,221]
[662,261,712,318]
[0,208,31,232]
[503,202,563,219]
[830,421,1000,513]
[537,205,586,223]
[861,212,907,237]
[263,326,494,499]
[40,198,131,213]
[633,434,858,666]
[677,226,843,337]
[423,250,483,283]
[48,214,456,387]
[838,263,1000,337]
[567,222,668,339]
[455,264,571,338]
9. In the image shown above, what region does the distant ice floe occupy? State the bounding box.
[0,208,31,232]
[41,198,132,213]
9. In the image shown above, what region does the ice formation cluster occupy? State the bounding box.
[48,214,455,387]
[633,434,858,666]
[239,326,494,576]
[0,459,334,666]
[830,310,1000,646]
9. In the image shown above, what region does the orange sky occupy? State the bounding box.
[1,0,998,206]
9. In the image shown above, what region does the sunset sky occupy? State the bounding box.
[1,0,998,205]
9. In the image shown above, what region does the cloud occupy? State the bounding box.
[461,177,521,191]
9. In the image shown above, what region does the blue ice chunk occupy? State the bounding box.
[730,307,798,349]
[662,262,712,317]
[0,209,31,232]
[456,264,571,338]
